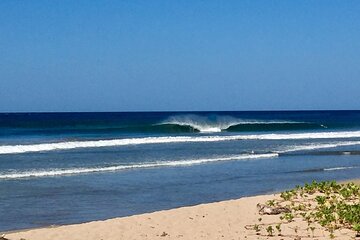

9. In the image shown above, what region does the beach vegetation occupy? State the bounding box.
[248,180,360,238]
[275,223,282,236]
[266,200,276,206]
[279,181,360,238]
[266,225,274,236]
[309,226,315,238]
[253,224,260,233]
[280,213,294,222]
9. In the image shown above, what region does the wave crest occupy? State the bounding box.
[159,115,323,133]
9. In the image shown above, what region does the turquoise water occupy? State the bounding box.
[1,111,360,231]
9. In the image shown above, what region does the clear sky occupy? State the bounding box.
[1,0,360,112]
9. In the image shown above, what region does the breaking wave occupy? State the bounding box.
[1,115,327,136]
[159,115,324,133]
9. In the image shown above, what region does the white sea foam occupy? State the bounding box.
[242,131,360,140]
[0,153,278,179]
[279,141,360,153]
[324,166,359,171]
[2,131,360,154]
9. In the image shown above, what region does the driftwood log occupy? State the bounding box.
[257,203,290,215]
[0,234,9,240]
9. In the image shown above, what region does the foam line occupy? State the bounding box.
[324,166,359,171]
[280,141,360,153]
[0,153,278,179]
[2,131,360,154]
[287,166,360,173]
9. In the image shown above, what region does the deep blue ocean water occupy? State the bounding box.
[1,111,360,231]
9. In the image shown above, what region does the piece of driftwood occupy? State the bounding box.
[0,234,9,240]
[257,203,290,215]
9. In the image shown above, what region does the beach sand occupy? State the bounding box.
[343,179,360,185]
[4,180,360,240]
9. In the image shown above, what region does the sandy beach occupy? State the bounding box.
[5,180,360,240]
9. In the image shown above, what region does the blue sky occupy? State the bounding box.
[1,0,360,112]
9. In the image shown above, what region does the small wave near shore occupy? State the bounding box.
[0,153,278,179]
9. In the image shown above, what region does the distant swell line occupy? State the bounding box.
[2,131,360,154]
[0,153,278,179]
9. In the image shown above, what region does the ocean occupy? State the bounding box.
[1,111,360,231]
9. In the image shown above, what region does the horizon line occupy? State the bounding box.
[1,109,360,114]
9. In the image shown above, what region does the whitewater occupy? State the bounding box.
[0,153,278,179]
[159,115,321,132]
[2,140,360,180]
[2,130,360,154]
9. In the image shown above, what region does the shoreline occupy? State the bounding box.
[4,179,360,240]
[5,194,278,240]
